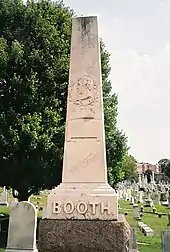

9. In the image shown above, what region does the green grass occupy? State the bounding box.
[119,200,170,252]
[0,191,47,217]
[0,193,169,252]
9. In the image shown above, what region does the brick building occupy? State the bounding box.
[137,162,161,174]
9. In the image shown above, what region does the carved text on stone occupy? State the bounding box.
[53,201,112,215]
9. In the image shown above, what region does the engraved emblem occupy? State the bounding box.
[69,75,98,115]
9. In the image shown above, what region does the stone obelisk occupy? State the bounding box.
[43,16,118,220]
[39,16,130,252]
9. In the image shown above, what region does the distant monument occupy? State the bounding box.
[39,16,130,252]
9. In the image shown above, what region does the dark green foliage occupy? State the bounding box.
[158,158,170,174]
[100,41,128,186]
[158,158,170,178]
[0,0,72,200]
[0,0,127,200]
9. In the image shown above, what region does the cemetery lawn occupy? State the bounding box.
[0,192,47,217]
[119,200,170,252]
[1,194,169,252]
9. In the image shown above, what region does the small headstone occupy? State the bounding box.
[133,204,141,220]
[10,198,18,208]
[129,228,138,251]
[130,197,134,205]
[143,227,154,236]
[160,192,167,202]
[145,189,153,207]
[0,188,9,207]
[162,231,170,252]
[154,192,160,205]
[5,201,38,252]
[138,191,143,203]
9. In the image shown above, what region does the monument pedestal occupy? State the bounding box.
[5,249,38,252]
[43,182,118,220]
[38,215,131,252]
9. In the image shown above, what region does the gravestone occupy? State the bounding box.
[39,16,130,252]
[154,192,160,205]
[162,231,170,252]
[5,202,38,252]
[138,191,143,203]
[129,228,138,252]
[0,187,9,206]
[133,204,141,220]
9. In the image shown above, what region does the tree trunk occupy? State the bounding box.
[18,193,29,202]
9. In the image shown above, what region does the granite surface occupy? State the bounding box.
[38,214,131,252]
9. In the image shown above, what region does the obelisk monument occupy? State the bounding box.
[39,16,131,252]
[43,16,118,220]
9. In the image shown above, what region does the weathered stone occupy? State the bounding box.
[38,215,131,252]
[143,227,154,236]
[39,15,130,252]
[43,16,118,221]
[129,228,138,251]
[5,201,38,252]
[162,231,170,252]
[133,204,141,220]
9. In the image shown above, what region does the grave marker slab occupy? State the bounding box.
[162,231,170,252]
[5,202,38,252]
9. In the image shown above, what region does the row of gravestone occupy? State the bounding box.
[118,186,170,208]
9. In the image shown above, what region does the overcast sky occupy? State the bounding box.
[64,0,170,164]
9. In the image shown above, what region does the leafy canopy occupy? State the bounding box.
[0,0,128,200]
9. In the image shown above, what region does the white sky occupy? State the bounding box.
[64,0,170,164]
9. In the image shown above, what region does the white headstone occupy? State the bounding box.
[138,191,143,203]
[43,16,118,220]
[154,192,160,205]
[133,204,140,220]
[5,201,38,252]
[0,189,9,206]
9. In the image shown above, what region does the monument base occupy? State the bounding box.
[38,214,131,252]
[43,182,118,220]
[5,249,38,252]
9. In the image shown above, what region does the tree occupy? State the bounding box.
[158,158,170,173]
[100,41,128,186]
[0,0,127,200]
[121,154,138,182]
[158,158,170,178]
[0,0,72,200]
